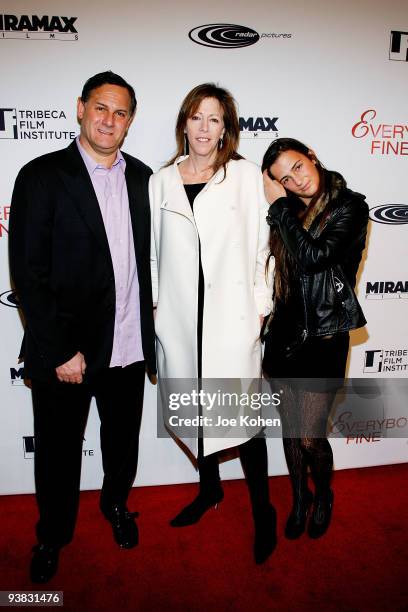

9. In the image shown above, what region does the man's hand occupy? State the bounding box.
[56,352,86,384]
[263,170,287,204]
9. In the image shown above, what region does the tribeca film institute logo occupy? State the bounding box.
[22,435,95,459]
[365,280,408,300]
[0,108,75,141]
[23,436,35,459]
[364,349,408,373]
[389,31,408,61]
[369,204,408,225]
[240,116,279,139]
[0,14,78,40]
[188,23,292,49]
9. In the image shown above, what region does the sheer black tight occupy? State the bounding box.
[278,383,336,504]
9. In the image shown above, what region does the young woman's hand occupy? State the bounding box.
[263,170,286,205]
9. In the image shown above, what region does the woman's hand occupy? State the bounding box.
[263,170,286,205]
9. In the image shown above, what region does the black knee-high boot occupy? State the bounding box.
[239,437,276,563]
[282,438,313,539]
[303,437,334,538]
[170,440,223,527]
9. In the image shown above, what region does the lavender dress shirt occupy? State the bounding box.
[76,137,144,367]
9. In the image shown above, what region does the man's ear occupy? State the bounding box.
[77,97,85,122]
[126,107,136,133]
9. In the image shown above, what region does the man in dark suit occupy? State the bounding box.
[9,71,156,583]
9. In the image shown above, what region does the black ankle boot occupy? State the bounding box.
[307,488,334,539]
[170,487,224,527]
[254,504,277,564]
[285,489,313,540]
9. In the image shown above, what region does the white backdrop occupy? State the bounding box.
[0,0,407,494]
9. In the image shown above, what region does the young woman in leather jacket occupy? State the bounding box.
[262,138,369,540]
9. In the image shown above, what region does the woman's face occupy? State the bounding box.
[185,97,225,159]
[270,150,320,204]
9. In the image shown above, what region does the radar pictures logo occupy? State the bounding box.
[0,290,20,308]
[0,14,78,41]
[189,24,259,48]
[369,204,408,225]
[188,24,292,49]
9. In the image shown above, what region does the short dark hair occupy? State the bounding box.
[80,71,137,116]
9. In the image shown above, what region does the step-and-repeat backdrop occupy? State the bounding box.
[1,0,407,494]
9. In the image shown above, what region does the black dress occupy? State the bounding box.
[184,183,206,378]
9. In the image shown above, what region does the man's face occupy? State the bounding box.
[77,83,134,161]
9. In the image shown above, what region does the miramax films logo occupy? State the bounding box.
[366,280,408,299]
[0,14,78,41]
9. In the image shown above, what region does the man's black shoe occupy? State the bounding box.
[103,505,139,549]
[30,544,60,583]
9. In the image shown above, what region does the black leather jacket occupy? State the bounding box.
[265,177,369,347]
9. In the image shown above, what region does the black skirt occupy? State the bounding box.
[263,332,350,392]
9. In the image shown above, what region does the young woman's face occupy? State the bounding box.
[185,97,225,159]
[270,150,320,204]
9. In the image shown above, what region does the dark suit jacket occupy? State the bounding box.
[9,140,156,381]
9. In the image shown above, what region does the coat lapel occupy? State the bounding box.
[163,159,194,218]
[124,160,147,255]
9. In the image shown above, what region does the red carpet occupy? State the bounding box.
[0,464,407,611]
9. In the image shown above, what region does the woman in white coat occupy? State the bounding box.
[150,83,276,563]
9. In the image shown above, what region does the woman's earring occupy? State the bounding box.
[184,133,189,156]
[218,136,224,150]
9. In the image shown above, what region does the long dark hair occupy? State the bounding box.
[166,83,243,178]
[261,138,329,303]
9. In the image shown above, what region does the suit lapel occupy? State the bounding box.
[59,142,112,263]
[124,159,147,255]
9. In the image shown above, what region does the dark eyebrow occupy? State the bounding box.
[94,101,129,114]
[279,159,302,183]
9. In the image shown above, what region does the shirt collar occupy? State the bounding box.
[76,136,126,175]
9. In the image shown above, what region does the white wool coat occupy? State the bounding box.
[150,156,273,457]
